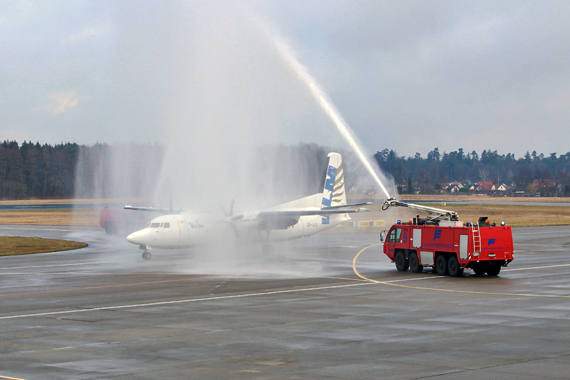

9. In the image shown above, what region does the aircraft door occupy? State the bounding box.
[149,222,160,243]
[174,220,181,245]
[179,220,189,245]
[297,217,305,237]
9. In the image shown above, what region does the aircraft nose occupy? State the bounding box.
[127,230,147,245]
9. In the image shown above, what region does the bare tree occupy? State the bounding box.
[479,168,489,183]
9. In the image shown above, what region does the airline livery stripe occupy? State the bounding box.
[334,173,344,185]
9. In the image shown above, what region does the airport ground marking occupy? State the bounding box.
[0,375,27,380]
[503,263,570,272]
[352,244,570,299]
[0,282,375,320]
[0,260,123,270]
[0,226,80,232]
[0,276,223,298]
[514,229,570,236]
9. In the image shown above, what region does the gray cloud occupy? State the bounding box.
[264,1,570,157]
[2,0,570,158]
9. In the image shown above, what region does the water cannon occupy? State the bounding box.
[381,197,458,225]
[382,198,408,211]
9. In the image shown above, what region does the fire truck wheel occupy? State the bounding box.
[486,264,501,276]
[472,265,486,275]
[435,255,448,275]
[409,253,423,273]
[447,255,463,277]
[395,251,409,271]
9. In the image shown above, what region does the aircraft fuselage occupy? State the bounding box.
[126,211,350,249]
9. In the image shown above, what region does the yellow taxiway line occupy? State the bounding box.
[352,244,570,299]
[0,375,28,380]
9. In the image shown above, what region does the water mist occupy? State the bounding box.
[72,1,397,278]
[270,36,393,199]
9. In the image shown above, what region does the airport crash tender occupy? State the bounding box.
[380,198,514,277]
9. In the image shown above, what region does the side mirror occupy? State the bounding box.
[380,231,386,242]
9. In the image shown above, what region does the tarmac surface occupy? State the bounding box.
[1,224,570,379]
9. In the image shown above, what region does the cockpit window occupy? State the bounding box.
[150,223,160,228]
[163,222,170,228]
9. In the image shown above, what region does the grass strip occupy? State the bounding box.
[1,202,570,228]
[0,236,87,256]
[418,203,570,227]
[0,209,100,226]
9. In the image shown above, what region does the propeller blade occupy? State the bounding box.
[229,199,234,217]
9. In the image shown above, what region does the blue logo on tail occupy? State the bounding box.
[321,165,337,224]
[321,165,337,208]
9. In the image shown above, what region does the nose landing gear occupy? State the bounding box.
[139,245,152,260]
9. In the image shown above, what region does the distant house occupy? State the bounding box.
[443,181,463,193]
[471,182,494,193]
[534,179,556,189]
[496,184,509,192]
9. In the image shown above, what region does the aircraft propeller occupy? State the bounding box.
[221,199,239,237]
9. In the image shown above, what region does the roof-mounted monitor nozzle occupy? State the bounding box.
[381,198,458,225]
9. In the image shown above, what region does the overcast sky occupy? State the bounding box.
[2,0,570,159]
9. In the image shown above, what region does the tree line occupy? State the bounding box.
[1,140,570,199]
[0,141,79,199]
[375,147,570,195]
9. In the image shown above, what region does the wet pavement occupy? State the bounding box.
[1,225,570,379]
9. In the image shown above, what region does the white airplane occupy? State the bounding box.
[125,152,369,259]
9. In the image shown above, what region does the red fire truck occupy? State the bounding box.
[99,205,151,235]
[380,198,514,276]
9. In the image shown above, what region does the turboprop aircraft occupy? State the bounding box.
[125,152,370,259]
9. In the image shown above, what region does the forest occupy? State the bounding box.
[1,140,569,199]
[0,141,78,199]
[374,147,570,196]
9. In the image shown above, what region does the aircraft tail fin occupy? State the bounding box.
[320,152,347,209]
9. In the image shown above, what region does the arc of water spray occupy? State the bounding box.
[272,37,392,199]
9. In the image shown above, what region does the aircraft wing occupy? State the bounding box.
[321,202,373,210]
[251,207,368,230]
[258,208,367,218]
[124,205,172,214]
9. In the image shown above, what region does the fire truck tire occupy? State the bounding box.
[472,265,486,275]
[395,251,409,271]
[409,253,423,273]
[447,255,463,277]
[486,264,501,276]
[435,255,448,275]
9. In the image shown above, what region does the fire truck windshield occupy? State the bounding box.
[388,228,402,242]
